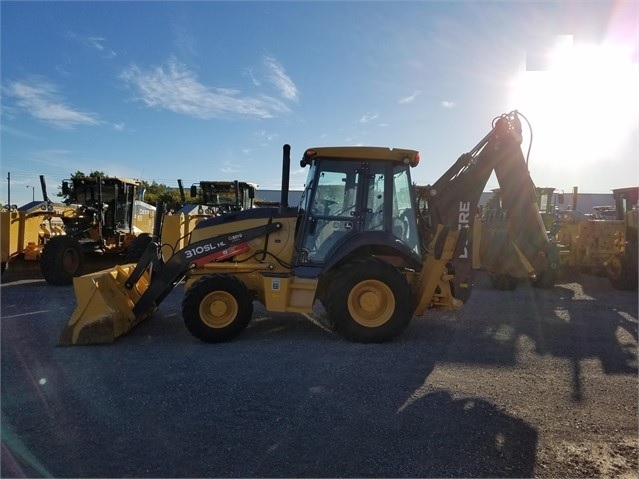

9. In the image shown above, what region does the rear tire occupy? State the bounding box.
[182,274,253,343]
[325,258,413,343]
[41,236,84,285]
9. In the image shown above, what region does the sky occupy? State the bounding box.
[1,0,638,207]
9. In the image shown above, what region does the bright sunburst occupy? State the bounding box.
[510,36,638,167]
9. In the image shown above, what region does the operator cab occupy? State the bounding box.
[62,177,137,236]
[295,147,421,273]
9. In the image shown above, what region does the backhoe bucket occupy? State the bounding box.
[59,264,152,345]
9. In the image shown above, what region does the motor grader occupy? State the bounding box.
[40,176,156,285]
[60,110,556,345]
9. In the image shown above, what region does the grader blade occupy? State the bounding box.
[59,264,152,346]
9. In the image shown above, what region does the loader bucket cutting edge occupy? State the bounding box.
[59,264,152,346]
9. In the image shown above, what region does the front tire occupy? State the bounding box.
[40,236,84,285]
[325,258,414,343]
[182,274,254,343]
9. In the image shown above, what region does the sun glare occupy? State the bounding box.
[510,40,638,167]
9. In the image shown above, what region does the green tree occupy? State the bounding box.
[140,180,186,212]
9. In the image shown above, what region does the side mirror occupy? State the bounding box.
[557,193,564,204]
[190,185,197,198]
[62,181,69,195]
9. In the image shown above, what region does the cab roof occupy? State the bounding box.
[302,146,420,167]
[72,177,140,186]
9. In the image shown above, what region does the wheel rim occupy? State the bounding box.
[62,247,80,274]
[348,279,394,328]
[199,291,237,329]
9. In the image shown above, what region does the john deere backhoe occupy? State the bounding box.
[61,110,556,345]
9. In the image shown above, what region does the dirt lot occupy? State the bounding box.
[1,268,637,478]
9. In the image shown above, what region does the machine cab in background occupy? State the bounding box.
[295,147,421,271]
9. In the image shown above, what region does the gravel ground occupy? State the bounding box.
[1,267,637,478]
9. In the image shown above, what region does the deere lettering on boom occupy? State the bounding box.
[61,110,558,346]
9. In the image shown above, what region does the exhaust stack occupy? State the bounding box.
[280,144,291,210]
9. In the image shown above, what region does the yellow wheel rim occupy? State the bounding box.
[348,279,394,328]
[199,291,238,329]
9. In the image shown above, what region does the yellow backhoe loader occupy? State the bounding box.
[61,110,557,345]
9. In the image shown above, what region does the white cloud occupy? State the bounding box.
[263,55,299,102]
[441,100,456,108]
[68,32,117,59]
[359,113,379,123]
[3,78,101,129]
[120,58,291,119]
[398,90,422,104]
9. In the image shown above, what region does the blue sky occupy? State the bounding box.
[2,1,638,207]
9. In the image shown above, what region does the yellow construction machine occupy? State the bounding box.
[61,110,557,345]
[40,176,156,285]
[604,186,638,290]
[468,185,563,290]
[533,186,628,280]
[160,180,257,260]
[0,175,74,275]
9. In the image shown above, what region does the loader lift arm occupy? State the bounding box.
[419,110,556,301]
[130,222,282,317]
[60,220,282,345]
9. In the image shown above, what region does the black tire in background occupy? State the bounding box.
[325,258,414,343]
[40,236,85,285]
[182,274,254,343]
[124,233,152,263]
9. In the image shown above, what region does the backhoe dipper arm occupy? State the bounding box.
[424,110,550,301]
[130,222,283,317]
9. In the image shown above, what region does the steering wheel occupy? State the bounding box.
[321,199,338,216]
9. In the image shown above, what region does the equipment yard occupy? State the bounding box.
[1,271,636,478]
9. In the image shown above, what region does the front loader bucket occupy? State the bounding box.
[59,264,152,346]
